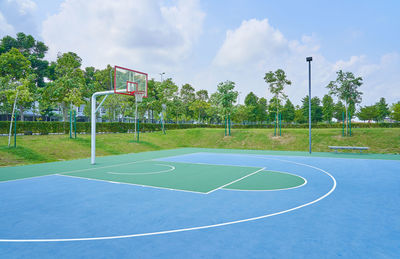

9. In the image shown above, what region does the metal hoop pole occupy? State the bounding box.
[91,90,114,165]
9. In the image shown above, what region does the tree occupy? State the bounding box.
[244,92,259,122]
[357,105,379,122]
[190,99,210,123]
[333,101,345,121]
[327,70,363,135]
[264,69,292,128]
[190,90,210,122]
[375,97,390,122]
[244,92,258,106]
[180,83,195,103]
[42,52,85,121]
[180,83,195,120]
[390,102,400,122]
[0,48,31,80]
[0,32,49,87]
[302,96,323,123]
[84,66,113,96]
[267,97,282,122]
[256,97,268,122]
[102,95,125,122]
[168,96,185,123]
[232,104,248,124]
[0,47,36,120]
[281,99,295,123]
[207,92,222,124]
[216,80,238,120]
[150,78,179,120]
[294,105,306,123]
[322,94,334,123]
[196,90,208,102]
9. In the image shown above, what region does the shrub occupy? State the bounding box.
[0,120,399,135]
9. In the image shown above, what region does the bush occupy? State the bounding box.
[0,120,399,135]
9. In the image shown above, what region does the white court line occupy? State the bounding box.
[59,159,155,175]
[106,164,175,175]
[158,159,261,169]
[0,159,155,184]
[0,158,336,243]
[0,153,337,243]
[0,174,57,184]
[206,167,266,194]
[222,170,308,192]
[56,174,207,195]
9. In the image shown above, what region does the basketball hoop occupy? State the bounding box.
[114,66,148,97]
[134,91,145,103]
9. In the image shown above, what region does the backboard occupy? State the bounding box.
[114,66,148,97]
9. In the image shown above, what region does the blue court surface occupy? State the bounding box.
[0,148,399,258]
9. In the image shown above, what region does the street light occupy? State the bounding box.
[306,56,312,154]
[159,72,165,82]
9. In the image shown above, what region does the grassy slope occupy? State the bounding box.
[0,128,399,166]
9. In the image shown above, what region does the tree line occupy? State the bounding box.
[1,32,399,124]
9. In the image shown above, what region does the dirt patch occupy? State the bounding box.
[270,134,295,144]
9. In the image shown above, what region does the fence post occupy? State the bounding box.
[74,110,77,138]
[137,118,140,142]
[69,110,72,139]
[342,112,345,137]
[224,115,227,136]
[14,111,17,148]
[349,111,351,136]
[228,114,231,136]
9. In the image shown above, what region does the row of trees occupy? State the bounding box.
[1,32,399,126]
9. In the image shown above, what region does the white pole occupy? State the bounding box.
[8,91,19,147]
[91,90,114,165]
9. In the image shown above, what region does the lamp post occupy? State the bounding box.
[159,72,165,82]
[306,56,312,154]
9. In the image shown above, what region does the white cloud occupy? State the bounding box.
[209,18,332,105]
[207,18,399,106]
[7,0,37,15]
[213,19,289,67]
[41,0,205,74]
[0,11,14,35]
[40,4,399,107]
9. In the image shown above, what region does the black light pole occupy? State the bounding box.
[159,72,165,82]
[306,57,312,154]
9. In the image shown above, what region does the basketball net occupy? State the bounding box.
[134,91,144,103]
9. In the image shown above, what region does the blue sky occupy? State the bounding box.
[1,0,399,106]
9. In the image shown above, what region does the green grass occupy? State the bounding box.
[0,127,399,166]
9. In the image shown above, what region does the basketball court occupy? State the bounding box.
[0,148,399,258]
[2,66,399,258]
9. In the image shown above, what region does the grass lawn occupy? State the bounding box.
[0,127,399,167]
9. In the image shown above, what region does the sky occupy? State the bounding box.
[0,0,399,106]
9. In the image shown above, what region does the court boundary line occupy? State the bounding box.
[155,159,261,169]
[222,170,307,192]
[0,153,336,243]
[56,174,208,195]
[0,174,59,184]
[0,159,154,184]
[0,154,257,184]
[206,167,266,194]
